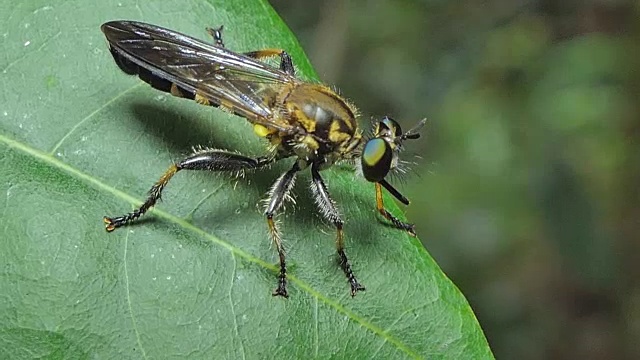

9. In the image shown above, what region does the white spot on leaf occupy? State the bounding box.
[33,6,53,14]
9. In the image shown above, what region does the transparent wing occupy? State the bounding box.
[101,20,298,131]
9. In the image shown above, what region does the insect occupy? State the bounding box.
[101,20,426,298]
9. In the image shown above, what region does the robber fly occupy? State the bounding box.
[101,20,426,298]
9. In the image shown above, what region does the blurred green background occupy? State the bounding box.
[271,0,639,358]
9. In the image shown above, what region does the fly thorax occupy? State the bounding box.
[286,84,359,160]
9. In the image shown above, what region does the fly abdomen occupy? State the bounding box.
[107,45,196,100]
[108,46,137,75]
[107,45,246,118]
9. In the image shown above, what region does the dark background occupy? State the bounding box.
[271,1,639,359]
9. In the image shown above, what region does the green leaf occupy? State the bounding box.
[0,0,493,358]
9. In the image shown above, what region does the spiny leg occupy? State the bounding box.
[375,180,416,236]
[243,49,295,75]
[264,162,300,298]
[104,149,273,231]
[204,25,295,75]
[311,163,365,296]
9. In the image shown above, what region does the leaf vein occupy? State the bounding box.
[0,133,423,360]
[228,253,246,360]
[314,296,319,357]
[124,231,148,360]
[1,31,61,74]
[48,84,142,155]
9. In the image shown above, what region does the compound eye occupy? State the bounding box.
[361,138,393,182]
[381,116,402,137]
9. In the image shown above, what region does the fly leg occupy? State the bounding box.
[205,25,225,47]
[375,180,416,236]
[104,149,273,231]
[264,162,301,298]
[243,49,295,75]
[205,25,295,75]
[311,163,365,297]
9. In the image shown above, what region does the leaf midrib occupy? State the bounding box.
[0,132,423,360]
